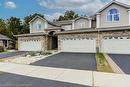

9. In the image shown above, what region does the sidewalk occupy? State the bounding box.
[0,62,130,87]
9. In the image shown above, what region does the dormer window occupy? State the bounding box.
[107,9,120,21]
[35,21,42,30]
[78,22,85,28]
[38,24,41,30]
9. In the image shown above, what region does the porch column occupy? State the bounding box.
[96,13,101,28]
[88,18,92,28]
[128,9,130,26]
[72,20,75,30]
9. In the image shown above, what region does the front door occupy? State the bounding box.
[48,31,58,50]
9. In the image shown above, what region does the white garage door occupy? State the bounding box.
[61,38,96,53]
[19,40,43,51]
[101,37,130,54]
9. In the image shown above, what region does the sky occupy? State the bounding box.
[0,0,130,21]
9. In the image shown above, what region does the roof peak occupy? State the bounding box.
[96,0,130,13]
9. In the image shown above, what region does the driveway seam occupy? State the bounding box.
[92,71,95,87]
[103,53,124,74]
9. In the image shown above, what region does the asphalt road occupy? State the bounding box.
[31,52,96,71]
[0,73,90,87]
[109,54,130,74]
[0,51,26,59]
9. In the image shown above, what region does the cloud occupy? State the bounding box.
[38,0,106,15]
[4,1,16,9]
[117,0,130,4]
[44,12,63,21]
[38,0,130,15]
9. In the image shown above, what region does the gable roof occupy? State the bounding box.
[74,16,91,21]
[0,34,10,40]
[29,15,59,27]
[97,0,130,13]
[53,16,93,26]
[53,20,73,26]
[29,15,46,24]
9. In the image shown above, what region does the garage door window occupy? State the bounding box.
[109,37,113,39]
[127,37,130,39]
[114,37,118,39]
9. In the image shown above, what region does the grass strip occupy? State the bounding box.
[96,53,114,73]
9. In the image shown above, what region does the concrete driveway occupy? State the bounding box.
[109,54,130,74]
[31,52,96,71]
[0,51,26,59]
[0,73,89,87]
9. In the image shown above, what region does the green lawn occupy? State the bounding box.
[0,59,5,62]
[96,53,114,73]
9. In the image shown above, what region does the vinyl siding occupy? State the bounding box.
[100,3,129,28]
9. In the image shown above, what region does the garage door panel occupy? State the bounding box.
[61,38,96,53]
[101,37,130,54]
[19,40,42,51]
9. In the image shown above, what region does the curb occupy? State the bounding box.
[103,53,124,74]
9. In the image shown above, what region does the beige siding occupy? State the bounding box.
[30,18,46,33]
[100,4,129,28]
[61,25,72,30]
[74,19,89,29]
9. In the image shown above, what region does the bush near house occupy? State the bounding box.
[26,52,37,56]
[24,51,52,57]
[96,53,113,73]
[0,46,4,52]
[40,51,52,55]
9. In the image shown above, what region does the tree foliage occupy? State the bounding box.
[0,19,7,35]
[57,10,79,21]
[21,13,44,34]
[6,17,22,38]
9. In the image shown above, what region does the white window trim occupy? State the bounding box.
[35,21,42,30]
[106,9,120,22]
[78,22,86,28]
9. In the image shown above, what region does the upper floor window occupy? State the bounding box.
[78,22,85,28]
[107,9,120,21]
[35,21,42,30]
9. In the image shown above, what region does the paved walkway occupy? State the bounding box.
[0,62,130,87]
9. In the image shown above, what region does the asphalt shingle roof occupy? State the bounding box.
[0,34,10,40]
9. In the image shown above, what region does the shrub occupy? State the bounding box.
[0,46,4,52]
[40,51,52,55]
[26,52,36,56]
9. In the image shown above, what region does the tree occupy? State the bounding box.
[5,17,22,49]
[21,13,44,34]
[57,10,79,21]
[6,17,22,38]
[58,16,65,21]
[0,19,7,35]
